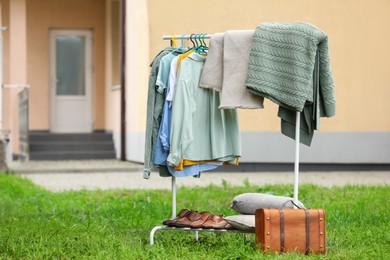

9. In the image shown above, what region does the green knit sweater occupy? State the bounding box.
[246,22,335,145]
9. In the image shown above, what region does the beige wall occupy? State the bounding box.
[26,0,106,130]
[126,0,150,132]
[105,0,120,133]
[146,0,390,132]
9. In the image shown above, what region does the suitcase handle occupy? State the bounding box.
[281,200,302,209]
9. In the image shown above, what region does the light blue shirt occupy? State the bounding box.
[168,163,219,178]
[153,52,219,177]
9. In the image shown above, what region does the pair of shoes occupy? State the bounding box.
[169,210,206,228]
[164,209,232,229]
[189,211,211,228]
[202,214,232,229]
[162,209,191,226]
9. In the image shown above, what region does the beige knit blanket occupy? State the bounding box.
[199,31,264,109]
[219,30,264,109]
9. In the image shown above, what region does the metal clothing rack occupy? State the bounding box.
[150,34,301,245]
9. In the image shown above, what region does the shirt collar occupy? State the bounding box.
[188,52,207,62]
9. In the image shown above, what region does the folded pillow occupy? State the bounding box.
[230,193,305,215]
[224,215,255,232]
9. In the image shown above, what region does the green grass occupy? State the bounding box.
[0,173,389,259]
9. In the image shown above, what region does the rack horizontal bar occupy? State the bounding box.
[150,225,253,245]
[163,34,212,40]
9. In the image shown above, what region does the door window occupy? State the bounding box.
[56,35,86,96]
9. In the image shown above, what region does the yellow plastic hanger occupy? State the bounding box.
[171,34,177,48]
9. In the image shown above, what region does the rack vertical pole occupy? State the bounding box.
[171,177,177,218]
[169,38,177,219]
[293,112,300,207]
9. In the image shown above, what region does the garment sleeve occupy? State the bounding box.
[156,57,171,94]
[159,105,170,151]
[166,56,178,103]
[319,39,336,117]
[167,79,196,166]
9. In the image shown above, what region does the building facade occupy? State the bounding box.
[0,0,389,165]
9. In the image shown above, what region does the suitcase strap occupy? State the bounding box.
[305,209,310,255]
[279,209,311,254]
[280,210,285,252]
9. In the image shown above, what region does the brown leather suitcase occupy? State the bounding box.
[255,208,326,255]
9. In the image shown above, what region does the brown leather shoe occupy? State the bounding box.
[188,212,210,228]
[171,210,203,227]
[201,214,232,229]
[162,209,192,226]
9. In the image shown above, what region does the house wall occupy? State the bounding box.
[105,0,121,157]
[147,0,390,133]
[111,0,149,161]
[122,0,390,164]
[0,0,28,154]
[26,0,106,131]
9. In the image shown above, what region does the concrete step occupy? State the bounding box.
[8,159,143,174]
[29,142,115,152]
[29,132,113,142]
[29,150,116,161]
[28,132,116,161]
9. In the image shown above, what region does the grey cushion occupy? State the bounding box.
[224,215,255,232]
[230,193,305,215]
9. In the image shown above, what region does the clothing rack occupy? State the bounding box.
[162,34,212,40]
[150,34,301,245]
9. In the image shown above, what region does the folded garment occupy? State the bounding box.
[219,30,264,109]
[198,32,224,91]
[246,22,335,145]
[246,22,335,114]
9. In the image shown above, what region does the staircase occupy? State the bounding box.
[29,132,116,160]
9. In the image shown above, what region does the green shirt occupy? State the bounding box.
[144,47,174,179]
[168,53,241,166]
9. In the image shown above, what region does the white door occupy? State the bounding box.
[50,30,92,133]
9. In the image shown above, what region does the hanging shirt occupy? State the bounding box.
[168,52,229,170]
[153,55,179,165]
[160,56,178,151]
[156,51,180,94]
[176,49,194,74]
[154,55,219,177]
[167,163,219,178]
[168,52,241,166]
[165,50,195,105]
[144,47,174,179]
[165,55,180,106]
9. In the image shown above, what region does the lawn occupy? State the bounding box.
[0,173,389,259]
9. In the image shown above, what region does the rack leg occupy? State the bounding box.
[293,111,300,207]
[172,176,176,218]
[194,231,199,241]
[150,226,166,246]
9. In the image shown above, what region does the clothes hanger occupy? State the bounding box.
[171,34,187,54]
[195,33,207,54]
[189,34,196,49]
[201,33,208,53]
[180,34,191,52]
[196,34,203,53]
[171,34,177,48]
[195,34,200,49]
